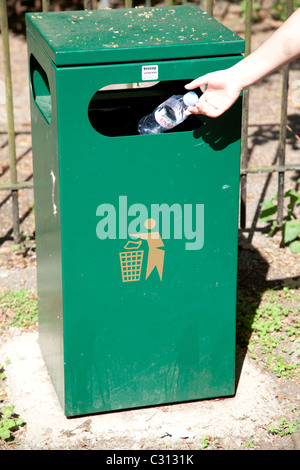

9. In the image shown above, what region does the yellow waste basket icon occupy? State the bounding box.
[120,241,144,283]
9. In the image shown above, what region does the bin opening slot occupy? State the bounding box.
[30,54,52,124]
[88,80,203,137]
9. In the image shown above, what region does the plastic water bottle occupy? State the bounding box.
[137,91,198,135]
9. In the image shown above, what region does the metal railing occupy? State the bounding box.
[0,0,298,243]
[240,0,298,231]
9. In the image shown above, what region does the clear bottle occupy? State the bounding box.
[137,91,198,135]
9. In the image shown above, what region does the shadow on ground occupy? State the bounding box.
[235,232,300,393]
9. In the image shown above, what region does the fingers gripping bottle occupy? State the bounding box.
[137,91,198,135]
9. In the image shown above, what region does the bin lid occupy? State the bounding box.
[26,5,245,66]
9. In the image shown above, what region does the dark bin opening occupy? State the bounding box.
[30,54,52,124]
[88,79,204,137]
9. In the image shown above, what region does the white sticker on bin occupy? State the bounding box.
[142,65,158,81]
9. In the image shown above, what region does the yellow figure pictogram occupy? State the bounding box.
[131,218,165,282]
[120,219,164,283]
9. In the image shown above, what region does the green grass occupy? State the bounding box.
[0,405,24,441]
[0,289,38,328]
[268,418,300,437]
[237,286,300,379]
[0,362,24,443]
[0,289,34,442]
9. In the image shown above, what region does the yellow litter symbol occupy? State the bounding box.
[120,241,144,283]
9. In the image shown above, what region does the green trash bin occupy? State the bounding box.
[26,5,245,417]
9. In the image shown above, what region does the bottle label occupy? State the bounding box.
[154,107,176,130]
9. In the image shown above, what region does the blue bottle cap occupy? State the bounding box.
[183,91,198,107]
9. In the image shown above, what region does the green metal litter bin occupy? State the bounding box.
[26,5,245,417]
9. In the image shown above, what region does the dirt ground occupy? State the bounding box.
[0,3,300,451]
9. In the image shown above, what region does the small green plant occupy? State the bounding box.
[0,363,25,442]
[237,287,300,379]
[0,406,24,440]
[259,181,300,253]
[272,0,300,20]
[0,289,38,328]
[195,436,224,450]
[241,439,255,449]
[11,232,36,255]
[266,355,297,378]
[0,363,6,381]
[200,436,210,449]
[240,0,262,21]
[268,418,300,436]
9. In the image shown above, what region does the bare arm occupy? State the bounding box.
[185,8,300,117]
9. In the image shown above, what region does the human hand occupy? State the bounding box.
[185,69,243,118]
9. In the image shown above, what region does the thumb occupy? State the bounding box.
[185,75,209,90]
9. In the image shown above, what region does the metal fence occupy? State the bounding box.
[0,0,298,243]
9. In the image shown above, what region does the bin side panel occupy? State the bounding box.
[27,33,65,411]
[56,57,241,416]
